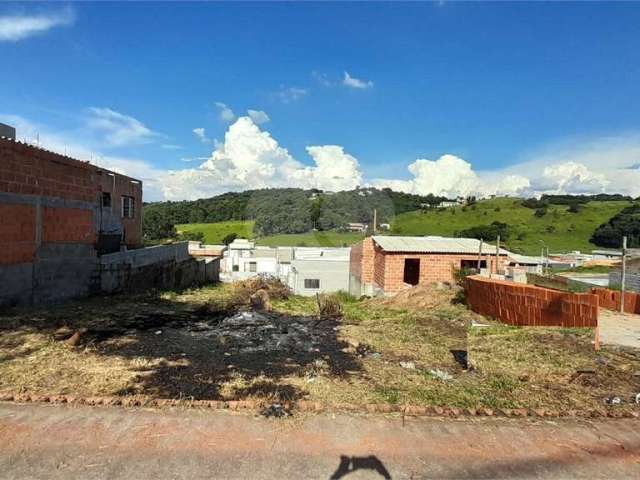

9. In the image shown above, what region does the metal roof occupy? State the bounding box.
[371,235,509,255]
[507,253,563,265]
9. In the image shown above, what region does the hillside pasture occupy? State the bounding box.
[176,221,255,244]
[392,198,632,255]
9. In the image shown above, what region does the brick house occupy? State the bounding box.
[349,235,509,296]
[0,136,142,305]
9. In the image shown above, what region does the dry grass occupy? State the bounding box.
[1,283,639,413]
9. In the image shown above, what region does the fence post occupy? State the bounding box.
[621,236,627,313]
[477,238,483,272]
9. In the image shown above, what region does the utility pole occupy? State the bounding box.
[621,236,627,313]
[477,238,484,272]
[373,209,377,233]
[495,235,501,276]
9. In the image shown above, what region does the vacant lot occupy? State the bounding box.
[1,281,639,413]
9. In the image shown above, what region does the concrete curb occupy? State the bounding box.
[1,393,638,419]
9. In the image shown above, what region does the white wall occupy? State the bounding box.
[288,258,350,296]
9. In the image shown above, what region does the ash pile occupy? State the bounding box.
[195,311,335,355]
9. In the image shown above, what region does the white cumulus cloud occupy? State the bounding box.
[343,72,374,89]
[86,107,158,147]
[247,109,270,125]
[4,109,640,202]
[0,7,75,42]
[163,117,363,200]
[533,162,609,194]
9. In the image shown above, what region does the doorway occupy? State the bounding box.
[403,258,420,285]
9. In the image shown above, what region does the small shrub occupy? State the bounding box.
[334,290,358,303]
[534,207,547,218]
[494,207,501,212]
[316,293,343,318]
[177,230,205,242]
[567,203,583,214]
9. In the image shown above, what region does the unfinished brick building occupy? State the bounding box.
[0,137,142,306]
[349,235,509,296]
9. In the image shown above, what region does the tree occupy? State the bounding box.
[222,233,238,245]
[567,203,583,214]
[457,221,510,241]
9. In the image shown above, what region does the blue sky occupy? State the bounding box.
[2,2,640,201]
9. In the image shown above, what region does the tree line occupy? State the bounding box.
[142,187,448,240]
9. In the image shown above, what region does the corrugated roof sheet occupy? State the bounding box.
[371,235,509,255]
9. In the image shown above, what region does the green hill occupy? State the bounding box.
[392,197,633,255]
[173,196,635,254]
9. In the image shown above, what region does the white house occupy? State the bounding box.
[346,222,368,232]
[219,239,351,295]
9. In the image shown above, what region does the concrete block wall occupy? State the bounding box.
[99,243,215,294]
[591,287,640,315]
[609,271,640,293]
[466,275,598,327]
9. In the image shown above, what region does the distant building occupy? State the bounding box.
[218,241,351,296]
[346,222,368,232]
[349,235,509,296]
[437,200,460,208]
[289,247,351,296]
[379,223,391,230]
[0,123,16,140]
[591,249,622,260]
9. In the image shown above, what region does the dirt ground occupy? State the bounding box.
[1,281,639,413]
[599,308,640,349]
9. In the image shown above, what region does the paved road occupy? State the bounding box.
[599,309,640,349]
[1,402,639,479]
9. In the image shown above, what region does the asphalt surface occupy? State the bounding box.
[0,402,639,479]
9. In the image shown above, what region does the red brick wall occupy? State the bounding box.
[42,207,95,244]
[592,287,640,315]
[466,275,598,327]
[350,237,375,284]
[376,252,509,293]
[0,140,96,203]
[373,244,386,288]
[0,139,144,262]
[0,204,36,264]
